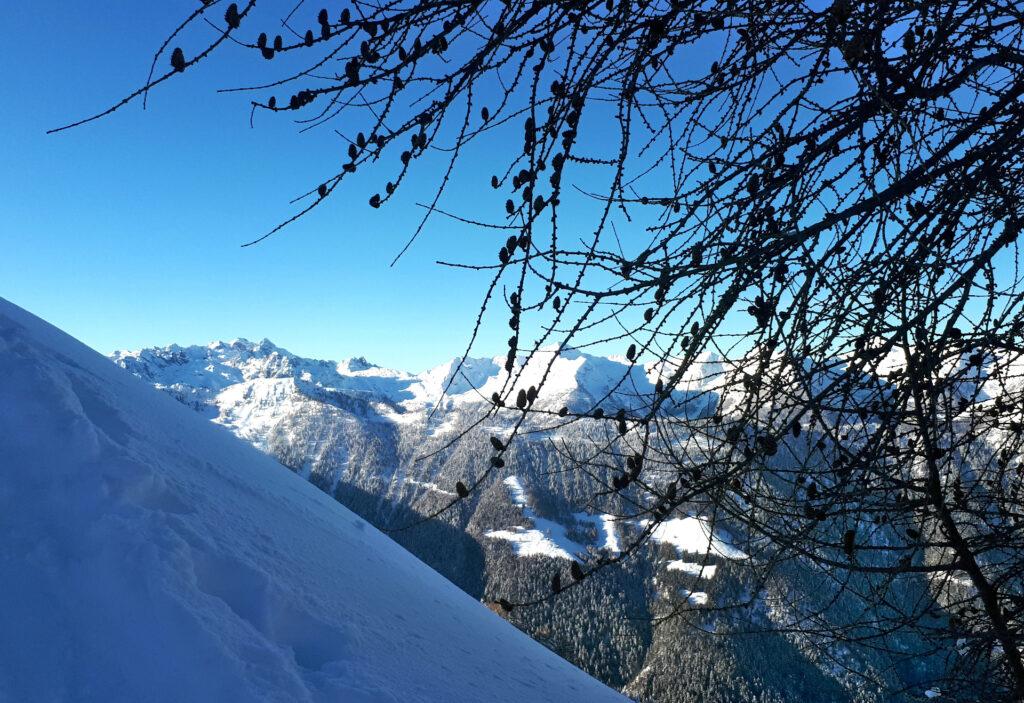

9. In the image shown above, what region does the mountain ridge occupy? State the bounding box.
[111,337,730,421]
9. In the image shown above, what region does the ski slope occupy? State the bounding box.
[0,298,627,703]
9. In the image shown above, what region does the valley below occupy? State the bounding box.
[113,337,944,702]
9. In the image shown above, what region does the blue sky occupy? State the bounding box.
[1,2,525,371]
[7,4,940,373]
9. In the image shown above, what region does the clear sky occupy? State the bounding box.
[1,2,523,371]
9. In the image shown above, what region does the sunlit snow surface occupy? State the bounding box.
[666,561,718,579]
[486,476,622,560]
[485,478,622,560]
[575,512,622,554]
[641,517,749,561]
[486,478,742,573]
[486,477,588,560]
[643,517,745,609]
[0,298,626,703]
[678,590,710,606]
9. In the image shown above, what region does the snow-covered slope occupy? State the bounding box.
[0,298,628,703]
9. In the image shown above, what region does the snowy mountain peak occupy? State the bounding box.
[338,355,378,373]
[113,336,723,440]
[201,336,289,356]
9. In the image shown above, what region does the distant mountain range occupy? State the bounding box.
[113,337,952,703]
[112,338,730,420]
